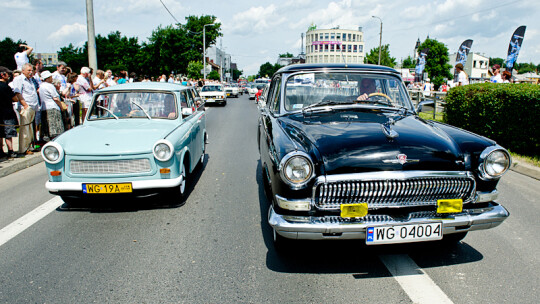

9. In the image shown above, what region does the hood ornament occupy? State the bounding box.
[381,119,399,139]
[383,154,419,165]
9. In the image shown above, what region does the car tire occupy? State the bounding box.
[199,134,206,167]
[442,232,468,244]
[223,100,227,106]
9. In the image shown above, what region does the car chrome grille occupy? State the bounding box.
[70,159,152,174]
[313,172,476,210]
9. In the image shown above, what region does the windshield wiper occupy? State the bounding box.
[96,105,119,120]
[130,100,152,120]
[302,99,350,113]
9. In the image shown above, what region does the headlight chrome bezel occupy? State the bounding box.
[153,140,174,162]
[41,142,64,164]
[279,151,315,190]
[478,145,511,180]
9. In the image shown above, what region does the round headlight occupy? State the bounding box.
[280,152,314,189]
[484,150,510,177]
[153,140,174,162]
[41,142,64,164]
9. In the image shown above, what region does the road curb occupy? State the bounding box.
[0,154,44,178]
[510,161,540,181]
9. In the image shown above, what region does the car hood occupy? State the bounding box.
[54,119,177,155]
[280,110,465,174]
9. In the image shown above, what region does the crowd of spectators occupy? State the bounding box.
[1,47,218,159]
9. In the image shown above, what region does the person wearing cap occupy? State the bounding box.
[0,66,22,158]
[76,67,93,123]
[39,71,64,140]
[490,64,502,83]
[455,63,469,86]
[423,78,433,97]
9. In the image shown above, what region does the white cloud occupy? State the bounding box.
[0,0,31,9]
[226,5,287,35]
[48,23,87,47]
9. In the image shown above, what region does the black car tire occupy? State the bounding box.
[442,232,468,244]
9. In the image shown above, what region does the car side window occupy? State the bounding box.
[272,79,282,113]
[183,90,195,108]
[179,91,189,108]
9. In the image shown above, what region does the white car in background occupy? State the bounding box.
[224,84,239,98]
[248,84,261,100]
[199,84,227,106]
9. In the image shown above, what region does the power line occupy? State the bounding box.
[159,0,180,24]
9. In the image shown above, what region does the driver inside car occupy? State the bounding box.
[356,78,377,101]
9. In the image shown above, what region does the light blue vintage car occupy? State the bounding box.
[41,82,206,203]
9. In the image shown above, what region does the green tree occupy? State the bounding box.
[402,55,416,69]
[58,43,87,73]
[279,52,294,58]
[489,57,505,68]
[258,62,282,78]
[207,70,220,80]
[95,31,141,74]
[187,61,203,79]
[0,37,29,69]
[417,38,452,88]
[364,44,396,67]
[232,68,242,81]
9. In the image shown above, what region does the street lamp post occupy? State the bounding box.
[372,16,382,65]
[203,23,214,80]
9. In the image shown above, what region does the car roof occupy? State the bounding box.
[275,63,400,75]
[98,82,189,92]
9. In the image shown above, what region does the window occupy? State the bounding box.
[359,45,363,53]
[337,34,341,40]
[348,45,352,52]
[354,45,357,52]
[325,44,329,52]
[331,33,335,40]
[348,34,351,41]
[325,33,329,40]
[352,34,356,42]
[320,34,323,40]
[331,44,335,52]
[343,33,347,41]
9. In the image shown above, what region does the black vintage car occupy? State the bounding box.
[257,63,511,248]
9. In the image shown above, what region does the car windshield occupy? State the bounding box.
[202,85,223,92]
[283,72,412,112]
[88,91,177,120]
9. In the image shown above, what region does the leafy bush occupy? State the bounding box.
[444,83,540,157]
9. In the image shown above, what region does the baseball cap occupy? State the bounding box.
[0,66,13,74]
[40,70,53,80]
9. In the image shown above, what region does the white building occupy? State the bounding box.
[305,26,365,64]
[36,53,59,67]
[450,52,490,82]
[206,46,233,81]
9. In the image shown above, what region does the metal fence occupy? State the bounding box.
[408,89,446,120]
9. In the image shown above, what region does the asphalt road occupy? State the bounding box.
[0,94,538,304]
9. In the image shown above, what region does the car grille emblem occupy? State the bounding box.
[383,154,419,165]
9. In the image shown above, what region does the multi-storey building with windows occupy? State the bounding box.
[305,26,365,64]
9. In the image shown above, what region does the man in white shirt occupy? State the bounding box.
[76,67,93,122]
[422,78,433,97]
[490,64,502,83]
[12,63,39,153]
[455,63,469,86]
[52,62,68,92]
[14,44,33,71]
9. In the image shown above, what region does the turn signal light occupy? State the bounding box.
[160,168,171,174]
[50,171,61,176]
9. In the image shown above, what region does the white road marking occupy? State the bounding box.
[380,254,454,304]
[0,196,63,248]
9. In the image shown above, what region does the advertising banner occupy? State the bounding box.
[506,26,526,74]
[454,39,473,81]
[415,48,429,83]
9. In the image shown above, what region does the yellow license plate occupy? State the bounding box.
[83,183,133,194]
[227,93,231,96]
[340,203,368,218]
[437,199,463,213]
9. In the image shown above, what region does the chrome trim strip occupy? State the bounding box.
[45,175,183,192]
[269,203,509,240]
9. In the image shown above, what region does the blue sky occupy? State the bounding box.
[2,0,538,75]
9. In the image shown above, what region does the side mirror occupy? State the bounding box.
[181,107,193,117]
[416,100,434,113]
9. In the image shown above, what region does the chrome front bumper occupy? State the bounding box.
[46,174,183,192]
[268,203,509,240]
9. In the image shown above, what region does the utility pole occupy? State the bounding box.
[86,0,98,74]
[372,16,383,65]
